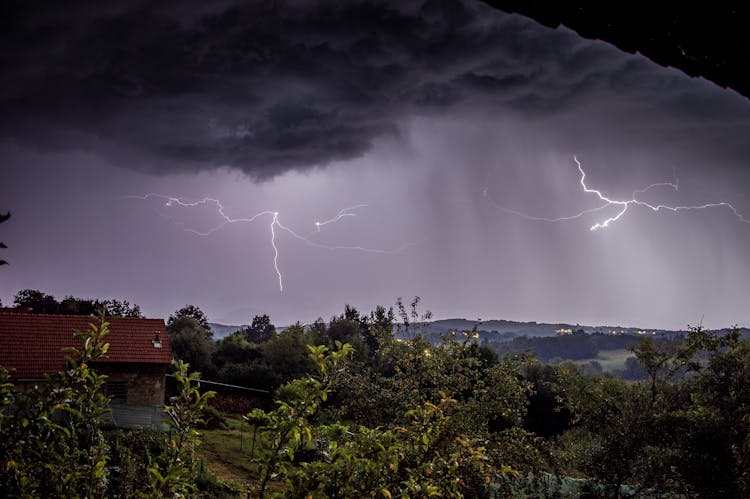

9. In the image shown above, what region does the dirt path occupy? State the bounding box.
[199,447,252,486]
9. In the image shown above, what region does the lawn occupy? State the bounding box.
[595,348,634,372]
[572,348,634,373]
[198,415,260,490]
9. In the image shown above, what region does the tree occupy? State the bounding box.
[58,295,96,315]
[554,329,750,498]
[631,336,678,409]
[248,338,542,498]
[243,314,276,344]
[395,296,432,339]
[213,332,260,370]
[0,317,112,497]
[261,324,316,383]
[13,290,143,317]
[13,289,59,314]
[148,359,216,497]
[98,299,143,318]
[0,317,223,497]
[0,211,9,266]
[365,304,395,352]
[167,316,215,377]
[168,305,210,331]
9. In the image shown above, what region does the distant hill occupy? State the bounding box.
[411,318,567,340]
[210,317,747,343]
[208,322,247,340]
[394,318,716,344]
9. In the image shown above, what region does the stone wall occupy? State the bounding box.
[96,362,167,405]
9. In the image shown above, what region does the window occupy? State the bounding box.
[105,381,127,401]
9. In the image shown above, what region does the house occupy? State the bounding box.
[0,309,172,429]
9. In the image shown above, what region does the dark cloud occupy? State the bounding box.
[0,0,685,179]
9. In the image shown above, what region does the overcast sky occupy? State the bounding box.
[2,0,750,330]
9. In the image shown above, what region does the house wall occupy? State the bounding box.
[96,363,167,405]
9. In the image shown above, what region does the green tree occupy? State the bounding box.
[364,304,395,353]
[395,296,432,339]
[58,295,96,315]
[555,363,649,497]
[671,327,750,497]
[262,324,316,383]
[13,288,59,314]
[243,314,276,344]
[248,342,354,497]
[13,290,143,317]
[98,299,143,318]
[631,336,678,409]
[248,337,540,498]
[213,331,260,369]
[148,359,216,497]
[168,304,211,331]
[0,317,112,497]
[167,316,215,377]
[553,328,750,498]
[213,332,273,389]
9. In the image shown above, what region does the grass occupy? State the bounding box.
[595,348,633,372]
[573,348,634,373]
[198,415,259,490]
[197,414,288,496]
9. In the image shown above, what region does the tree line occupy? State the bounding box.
[10,289,143,318]
[4,289,750,496]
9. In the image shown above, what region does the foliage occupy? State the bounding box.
[213,331,261,369]
[147,359,216,497]
[13,289,59,314]
[245,331,555,498]
[169,304,211,331]
[213,324,317,392]
[243,314,276,344]
[328,333,527,435]
[247,342,353,497]
[288,396,490,499]
[97,299,143,318]
[554,327,750,498]
[12,289,142,317]
[105,429,169,496]
[0,319,225,498]
[492,331,642,364]
[168,316,216,377]
[394,296,432,339]
[0,317,112,497]
[4,295,750,497]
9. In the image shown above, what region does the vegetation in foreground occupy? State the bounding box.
[1,298,749,497]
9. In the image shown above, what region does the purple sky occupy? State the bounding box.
[2,0,750,330]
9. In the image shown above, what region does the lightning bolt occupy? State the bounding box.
[270,211,282,291]
[124,194,411,291]
[574,156,750,230]
[483,157,750,231]
[482,186,611,222]
[313,204,368,232]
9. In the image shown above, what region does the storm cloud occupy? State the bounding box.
[3,0,750,330]
[0,0,712,179]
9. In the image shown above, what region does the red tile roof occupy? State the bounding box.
[0,311,172,379]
